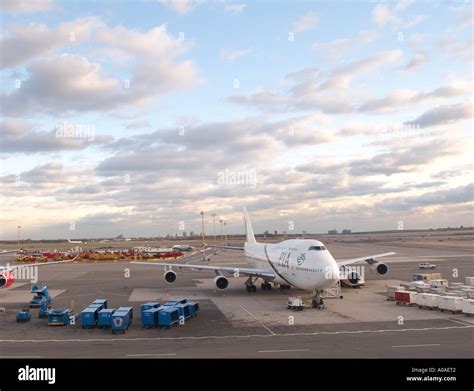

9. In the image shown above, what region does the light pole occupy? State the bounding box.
[219,219,223,246]
[224,221,227,247]
[200,211,205,246]
[17,225,21,253]
[212,213,217,254]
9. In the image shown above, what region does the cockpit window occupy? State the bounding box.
[309,246,326,251]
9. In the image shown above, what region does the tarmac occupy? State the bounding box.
[0,235,473,358]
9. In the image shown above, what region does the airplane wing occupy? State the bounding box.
[336,252,396,267]
[0,250,18,255]
[131,261,276,279]
[0,256,78,272]
[214,245,244,251]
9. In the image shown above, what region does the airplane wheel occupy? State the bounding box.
[251,285,257,292]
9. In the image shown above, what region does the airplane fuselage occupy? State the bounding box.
[244,239,340,290]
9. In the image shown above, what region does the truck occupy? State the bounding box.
[16,308,32,323]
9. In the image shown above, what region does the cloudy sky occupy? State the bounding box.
[0,0,473,239]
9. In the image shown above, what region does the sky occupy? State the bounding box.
[0,0,473,240]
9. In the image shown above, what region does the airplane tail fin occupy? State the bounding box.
[243,207,256,244]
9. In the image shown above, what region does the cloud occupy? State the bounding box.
[357,81,472,113]
[405,101,473,128]
[220,48,251,62]
[161,0,203,14]
[349,139,463,177]
[2,22,201,116]
[399,51,428,72]
[230,50,402,114]
[311,38,351,60]
[382,184,474,211]
[225,3,246,14]
[1,162,94,190]
[433,164,473,180]
[125,120,151,129]
[0,17,100,68]
[0,118,113,154]
[293,11,318,33]
[0,0,54,13]
[371,1,425,28]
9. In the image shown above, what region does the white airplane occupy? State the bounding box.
[68,239,83,244]
[0,256,77,289]
[132,208,395,307]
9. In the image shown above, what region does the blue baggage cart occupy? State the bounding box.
[164,298,187,306]
[187,301,199,317]
[117,306,133,320]
[111,309,132,334]
[81,307,99,328]
[158,307,179,328]
[91,299,108,309]
[175,303,191,320]
[98,308,115,328]
[140,302,160,318]
[141,308,160,328]
[88,303,104,311]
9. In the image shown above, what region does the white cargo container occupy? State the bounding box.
[465,277,474,287]
[438,296,463,313]
[386,285,404,301]
[461,299,474,316]
[416,293,439,309]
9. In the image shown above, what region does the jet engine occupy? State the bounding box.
[0,271,15,288]
[368,259,389,276]
[214,275,229,290]
[164,270,177,283]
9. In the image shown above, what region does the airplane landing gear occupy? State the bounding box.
[310,290,325,309]
[245,277,257,292]
[261,282,272,290]
[279,284,291,290]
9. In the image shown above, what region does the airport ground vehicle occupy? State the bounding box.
[16,309,31,323]
[418,262,436,270]
[287,296,305,311]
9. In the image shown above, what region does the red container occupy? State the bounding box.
[395,291,410,303]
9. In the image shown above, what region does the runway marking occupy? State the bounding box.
[126,353,176,357]
[445,318,473,326]
[392,344,440,348]
[0,356,44,358]
[0,324,471,344]
[258,349,309,353]
[239,305,276,336]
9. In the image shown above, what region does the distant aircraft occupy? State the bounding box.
[132,208,395,307]
[68,239,83,244]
